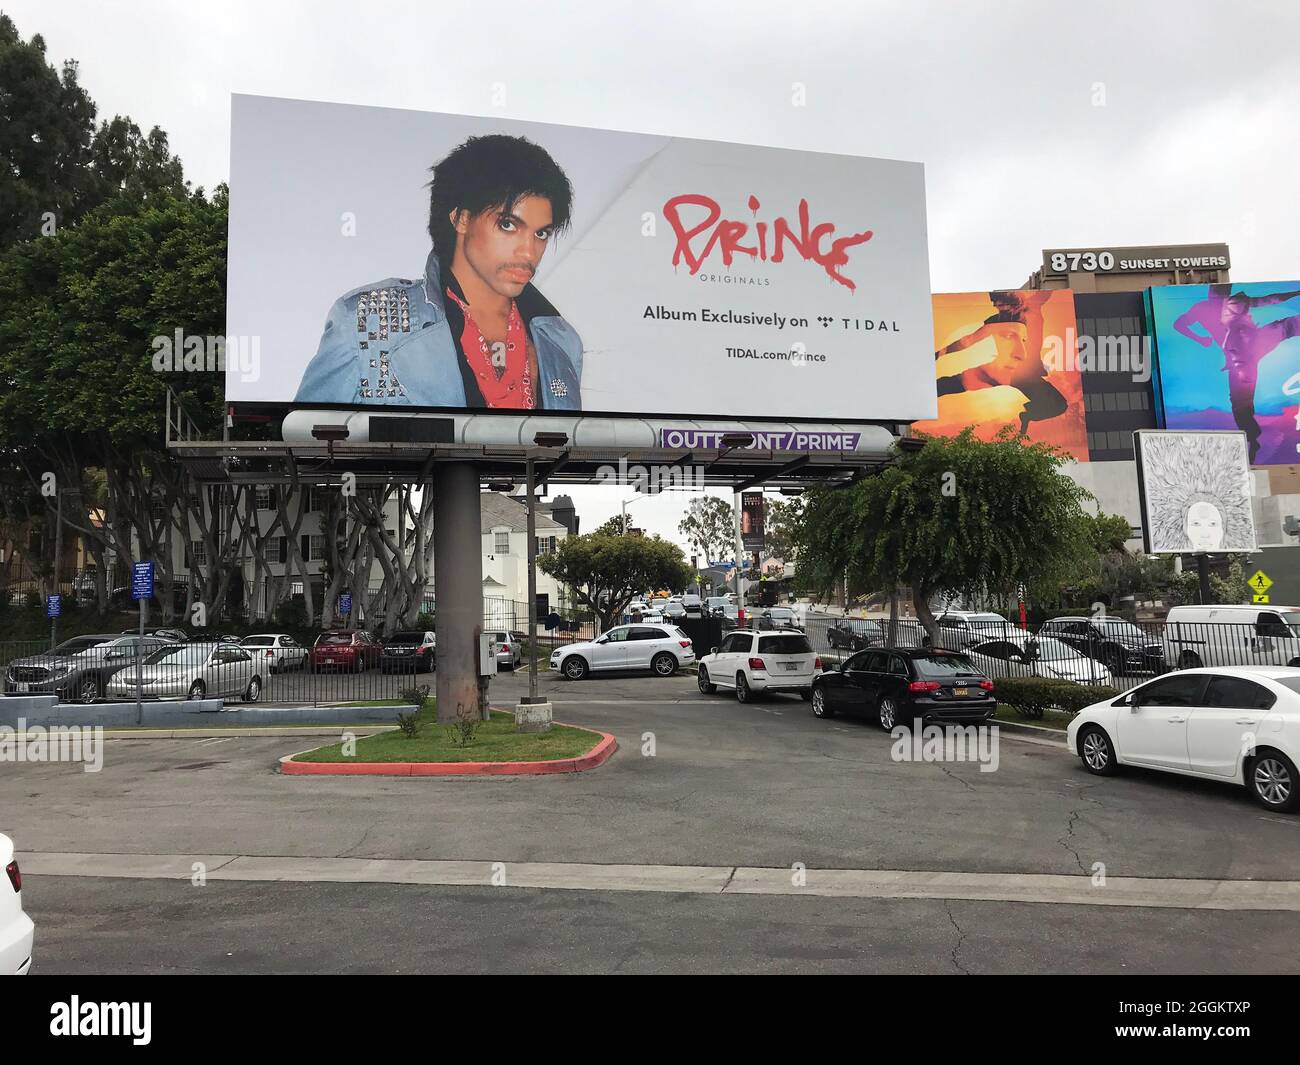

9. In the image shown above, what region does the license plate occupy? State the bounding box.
[784,663,798,671]
[16,682,28,692]
[953,687,968,697]
[325,658,335,664]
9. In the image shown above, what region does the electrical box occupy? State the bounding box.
[479,632,498,676]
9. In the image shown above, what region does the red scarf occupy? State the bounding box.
[445,288,534,409]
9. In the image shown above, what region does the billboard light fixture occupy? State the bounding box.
[484,481,514,493]
[533,431,569,448]
[720,432,754,448]
[311,424,350,442]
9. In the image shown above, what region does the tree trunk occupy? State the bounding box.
[913,586,939,647]
[887,584,899,645]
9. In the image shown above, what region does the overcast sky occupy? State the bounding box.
[12,0,1300,554]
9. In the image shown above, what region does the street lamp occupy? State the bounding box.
[620,493,641,536]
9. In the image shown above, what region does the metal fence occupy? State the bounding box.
[0,612,599,709]
[797,615,1300,694]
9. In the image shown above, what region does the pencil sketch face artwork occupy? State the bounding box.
[1137,431,1257,554]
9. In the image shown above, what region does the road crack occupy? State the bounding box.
[944,901,970,975]
[1057,808,1087,874]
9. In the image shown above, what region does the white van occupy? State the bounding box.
[1163,604,1300,669]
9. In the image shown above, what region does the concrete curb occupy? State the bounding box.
[993,716,1070,746]
[278,727,617,777]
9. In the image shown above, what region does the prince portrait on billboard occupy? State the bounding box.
[295,134,584,409]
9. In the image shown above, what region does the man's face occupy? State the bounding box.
[451,195,554,298]
[1221,295,1250,323]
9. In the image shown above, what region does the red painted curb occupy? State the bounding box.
[279,728,617,777]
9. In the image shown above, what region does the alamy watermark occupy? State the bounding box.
[1042,328,1151,383]
[890,723,1000,773]
[0,719,103,772]
[594,456,707,492]
[151,329,261,382]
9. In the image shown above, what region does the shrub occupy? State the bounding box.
[992,675,1119,719]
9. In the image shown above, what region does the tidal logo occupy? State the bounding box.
[662,194,874,291]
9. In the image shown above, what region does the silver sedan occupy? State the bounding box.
[106,642,263,702]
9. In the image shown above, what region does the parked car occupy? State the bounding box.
[120,627,189,643]
[1067,666,1300,812]
[107,641,263,702]
[757,607,801,631]
[240,633,308,673]
[0,834,33,975]
[931,611,1015,651]
[382,630,436,673]
[1162,604,1300,670]
[551,623,695,679]
[1038,616,1164,676]
[5,634,174,703]
[308,630,382,672]
[697,628,820,702]
[826,618,885,651]
[486,630,522,670]
[965,634,1114,686]
[810,647,995,728]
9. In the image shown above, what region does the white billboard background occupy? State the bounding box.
[1136,430,1258,554]
[227,94,935,421]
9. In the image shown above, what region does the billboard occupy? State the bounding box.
[227,95,935,423]
[1134,430,1257,554]
[1149,281,1300,466]
[911,290,1088,459]
[741,492,765,552]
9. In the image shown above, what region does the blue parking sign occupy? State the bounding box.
[338,593,352,616]
[131,561,155,601]
[46,594,61,618]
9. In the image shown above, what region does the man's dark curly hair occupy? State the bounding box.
[427,134,574,265]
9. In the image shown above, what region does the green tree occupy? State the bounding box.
[764,496,802,562]
[0,13,187,249]
[538,532,693,633]
[678,495,734,564]
[794,428,1095,643]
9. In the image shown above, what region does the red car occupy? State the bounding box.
[308,630,382,672]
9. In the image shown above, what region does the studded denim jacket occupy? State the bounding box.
[294,250,583,409]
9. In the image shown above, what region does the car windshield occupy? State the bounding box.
[1098,620,1147,638]
[145,645,211,666]
[914,654,981,677]
[1274,678,1300,695]
[55,637,111,655]
[966,615,1007,626]
[1277,612,1300,632]
[387,632,425,645]
[1024,637,1078,661]
[758,635,812,655]
[242,637,273,647]
[318,634,352,645]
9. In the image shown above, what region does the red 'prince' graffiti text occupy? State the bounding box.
[662,194,874,291]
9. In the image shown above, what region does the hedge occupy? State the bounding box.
[992,675,1119,719]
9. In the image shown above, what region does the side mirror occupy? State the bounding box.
[710,647,718,655]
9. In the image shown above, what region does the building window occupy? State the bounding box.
[494,531,510,554]
[272,536,287,564]
[256,487,274,511]
[304,534,325,561]
[192,540,207,567]
[536,536,557,555]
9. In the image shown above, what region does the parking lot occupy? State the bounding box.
[4,666,1300,973]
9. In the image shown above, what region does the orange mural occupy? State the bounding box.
[912,289,1088,460]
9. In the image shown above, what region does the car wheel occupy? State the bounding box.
[1247,750,1298,812]
[652,652,677,677]
[811,686,833,718]
[697,666,716,694]
[735,673,752,703]
[77,677,100,704]
[188,680,206,701]
[1078,725,1119,776]
[1178,651,1203,669]
[562,656,588,681]
[243,676,262,703]
[878,696,900,731]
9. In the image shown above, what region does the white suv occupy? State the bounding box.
[0,834,33,974]
[697,628,821,702]
[932,611,1014,650]
[552,623,696,679]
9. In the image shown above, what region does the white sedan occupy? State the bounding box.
[1067,666,1300,812]
[551,623,695,679]
[240,633,308,673]
[965,634,1114,686]
[0,834,33,974]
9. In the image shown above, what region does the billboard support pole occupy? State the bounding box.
[433,462,483,724]
[733,491,745,618]
[1196,554,1211,605]
[525,454,539,705]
